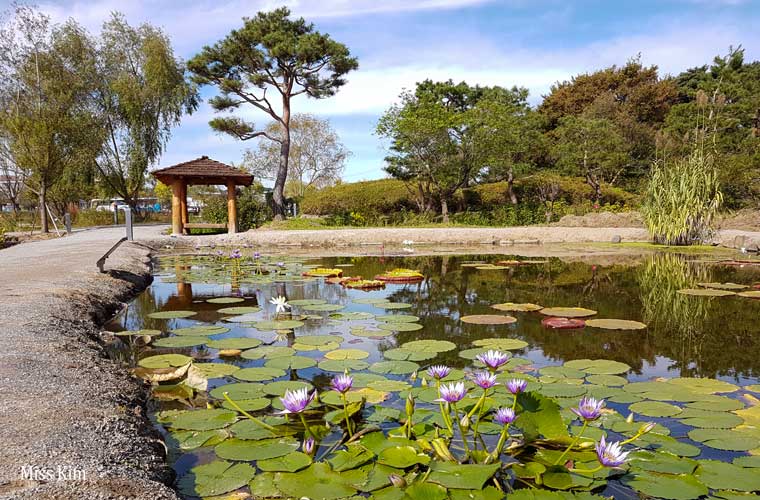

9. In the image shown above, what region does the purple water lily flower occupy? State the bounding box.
[494,407,517,425]
[595,435,629,467]
[427,365,451,380]
[571,396,606,421]
[302,437,315,455]
[331,374,353,394]
[506,378,528,395]
[230,249,242,259]
[435,382,467,403]
[253,251,261,260]
[476,350,510,370]
[473,371,498,389]
[215,249,223,257]
[278,388,316,414]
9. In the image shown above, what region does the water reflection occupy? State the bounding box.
[111,252,760,385]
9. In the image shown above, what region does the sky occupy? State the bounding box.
[24,0,760,183]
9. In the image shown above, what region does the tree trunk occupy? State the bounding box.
[39,184,48,233]
[506,167,518,205]
[272,101,291,221]
[441,198,449,224]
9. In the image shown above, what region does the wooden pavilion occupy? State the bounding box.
[152,156,254,235]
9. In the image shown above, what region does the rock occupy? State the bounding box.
[611,235,622,244]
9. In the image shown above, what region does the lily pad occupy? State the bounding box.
[177,460,256,498]
[539,307,597,318]
[288,299,327,306]
[669,377,738,394]
[275,463,358,499]
[698,282,748,290]
[688,429,760,451]
[171,409,238,431]
[629,401,683,417]
[252,320,305,330]
[193,362,240,378]
[171,325,230,336]
[233,367,286,382]
[473,338,529,350]
[622,471,708,499]
[375,302,413,310]
[427,462,500,489]
[138,353,192,369]
[695,460,760,491]
[738,290,760,299]
[377,445,431,468]
[153,335,208,348]
[265,356,317,370]
[241,346,296,360]
[114,329,161,337]
[565,359,631,375]
[491,302,543,312]
[585,318,647,330]
[207,338,263,350]
[542,317,586,329]
[324,349,370,360]
[148,310,197,319]
[376,314,420,323]
[401,339,456,353]
[678,288,736,297]
[215,437,299,461]
[461,314,517,325]
[377,322,424,332]
[369,360,420,375]
[318,359,370,372]
[216,306,261,315]
[210,382,265,400]
[207,297,245,304]
[257,451,312,472]
[303,303,345,312]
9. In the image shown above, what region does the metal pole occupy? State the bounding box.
[124,207,133,241]
[113,207,118,225]
[64,213,72,234]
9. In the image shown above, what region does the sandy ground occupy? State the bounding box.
[0,226,177,499]
[0,223,757,499]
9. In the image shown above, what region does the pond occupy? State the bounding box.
[108,250,760,499]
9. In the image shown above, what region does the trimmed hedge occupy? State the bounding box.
[301,179,416,216]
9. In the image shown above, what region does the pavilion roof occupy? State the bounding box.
[152,156,254,186]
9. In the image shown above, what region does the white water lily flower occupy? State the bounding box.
[269,295,291,314]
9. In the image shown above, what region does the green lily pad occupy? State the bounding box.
[678,288,736,297]
[402,339,457,353]
[695,460,760,491]
[329,311,375,321]
[350,327,393,338]
[369,360,420,375]
[252,320,305,330]
[216,306,261,315]
[147,310,197,319]
[586,374,628,386]
[565,358,631,375]
[376,314,420,323]
[221,397,270,412]
[193,362,240,378]
[669,377,738,394]
[353,297,390,305]
[679,412,743,428]
[177,460,256,498]
[367,379,412,392]
[629,401,683,417]
[262,380,313,396]
[585,318,647,330]
[138,353,192,369]
[328,444,375,472]
[622,471,708,499]
[375,302,413,310]
[171,325,230,336]
[210,382,265,400]
[733,455,760,467]
[427,462,501,489]
[472,338,529,350]
[152,335,208,348]
[114,329,161,337]
[171,409,238,431]
[241,346,296,360]
[738,290,760,299]
[275,463,359,499]
[257,451,312,472]
[377,445,431,468]
[698,282,749,290]
[376,322,424,332]
[491,302,543,312]
[383,348,436,361]
[264,356,317,370]
[233,367,286,382]
[539,307,597,318]
[324,348,369,360]
[688,429,760,451]
[318,359,370,372]
[461,314,517,325]
[207,297,245,304]
[207,338,263,350]
[215,437,299,461]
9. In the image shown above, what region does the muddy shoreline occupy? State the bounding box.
[0,242,178,499]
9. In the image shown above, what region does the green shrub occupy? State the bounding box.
[73,208,115,227]
[301,179,416,217]
[203,186,271,231]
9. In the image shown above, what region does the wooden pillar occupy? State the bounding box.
[180,181,188,234]
[171,180,183,235]
[227,181,237,234]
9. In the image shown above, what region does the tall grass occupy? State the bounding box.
[642,89,723,245]
[641,151,722,245]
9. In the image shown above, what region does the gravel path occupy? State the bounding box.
[0,225,177,499]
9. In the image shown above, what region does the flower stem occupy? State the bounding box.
[486,426,510,463]
[222,393,275,431]
[467,390,487,419]
[511,393,518,411]
[554,420,588,466]
[569,465,604,474]
[299,413,314,439]
[436,380,454,435]
[452,402,470,458]
[341,392,354,437]
[472,388,488,438]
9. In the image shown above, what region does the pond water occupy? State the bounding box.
[108,251,760,499]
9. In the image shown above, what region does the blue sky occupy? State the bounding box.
[29,0,760,183]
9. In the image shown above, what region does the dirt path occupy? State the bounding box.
[0,226,177,499]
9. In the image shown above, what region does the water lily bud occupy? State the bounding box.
[421,377,428,387]
[459,413,470,431]
[579,441,595,449]
[410,371,418,382]
[406,393,415,416]
[302,437,315,455]
[639,422,656,435]
[626,412,635,424]
[389,474,407,488]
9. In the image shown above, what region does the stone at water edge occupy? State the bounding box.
[611,235,622,244]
